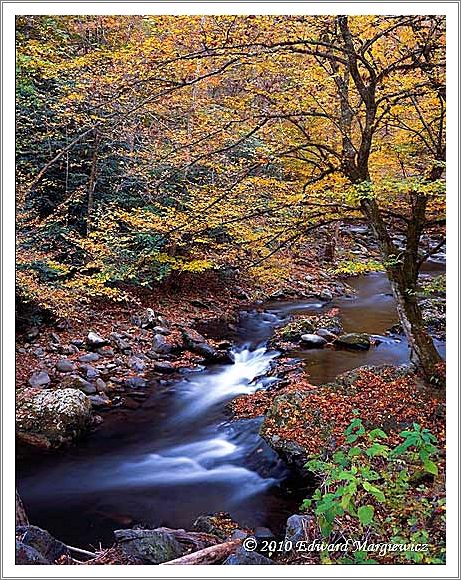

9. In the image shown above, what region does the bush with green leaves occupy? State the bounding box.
[301,415,445,564]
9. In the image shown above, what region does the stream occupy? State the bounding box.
[17,266,445,550]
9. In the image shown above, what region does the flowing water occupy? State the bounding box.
[17,266,445,549]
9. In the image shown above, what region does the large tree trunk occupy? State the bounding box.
[390,276,443,378]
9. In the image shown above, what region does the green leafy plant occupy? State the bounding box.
[301,416,445,564]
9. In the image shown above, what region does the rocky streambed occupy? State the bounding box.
[16,262,445,564]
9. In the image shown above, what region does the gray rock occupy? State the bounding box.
[95,378,107,392]
[78,352,101,363]
[28,371,51,388]
[109,333,132,354]
[334,333,371,351]
[16,388,92,449]
[300,334,327,348]
[315,328,337,342]
[60,375,97,395]
[125,376,148,389]
[129,356,145,372]
[87,331,108,349]
[16,540,49,564]
[55,359,75,373]
[71,339,85,348]
[154,361,175,374]
[153,326,170,335]
[114,528,186,564]
[224,546,274,565]
[16,525,69,563]
[319,288,333,301]
[285,514,315,544]
[85,365,100,379]
[89,394,110,408]
[152,334,173,354]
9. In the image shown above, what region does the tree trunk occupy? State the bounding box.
[16,490,29,527]
[389,272,443,379]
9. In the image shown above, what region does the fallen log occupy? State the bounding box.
[161,538,242,565]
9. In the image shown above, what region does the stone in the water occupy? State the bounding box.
[78,352,100,363]
[300,334,327,348]
[154,361,175,374]
[87,331,108,349]
[89,394,110,408]
[114,528,186,564]
[319,288,333,301]
[334,333,371,351]
[223,546,274,565]
[55,359,75,373]
[28,371,51,388]
[315,328,337,342]
[125,376,148,389]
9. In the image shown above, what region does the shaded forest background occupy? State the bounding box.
[16,14,446,376]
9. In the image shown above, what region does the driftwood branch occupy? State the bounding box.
[161,538,242,565]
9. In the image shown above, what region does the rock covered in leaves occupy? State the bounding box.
[270,311,343,349]
[16,387,92,449]
[260,365,444,471]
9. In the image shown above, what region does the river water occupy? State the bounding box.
[16,267,445,550]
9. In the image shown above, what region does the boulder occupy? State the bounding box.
[223,546,274,565]
[55,359,75,373]
[114,528,186,564]
[16,541,49,564]
[16,525,69,563]
[334,333,371,351]
[28,371,50,388]
[86,331,108,349]
[16,388,92,449]
[60,374,96,395]
[300,334,327,348]
[152,334,173,355]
